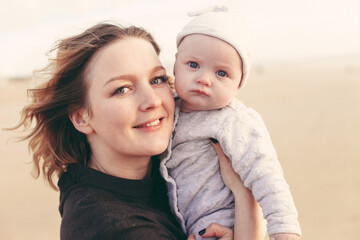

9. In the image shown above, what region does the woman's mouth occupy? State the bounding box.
[134,118,162,128]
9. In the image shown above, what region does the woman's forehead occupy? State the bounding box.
[85,38,162,85]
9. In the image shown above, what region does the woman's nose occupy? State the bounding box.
[139,87,162,111]
[196,72,212,87]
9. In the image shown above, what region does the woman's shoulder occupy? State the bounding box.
[60,186,186,240]
[58,163,186,240]
[59,185,116,239]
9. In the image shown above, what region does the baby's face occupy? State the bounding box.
[174,34,242,112]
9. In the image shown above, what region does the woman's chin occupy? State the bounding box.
[148,141,168,156]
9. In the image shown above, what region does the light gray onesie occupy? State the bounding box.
[159,98,301,238]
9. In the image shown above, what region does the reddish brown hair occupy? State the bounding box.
[12,22,161,190]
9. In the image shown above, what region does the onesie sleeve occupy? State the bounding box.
[217,107,301,236]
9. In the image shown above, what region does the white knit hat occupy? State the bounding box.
[176,6,251,88]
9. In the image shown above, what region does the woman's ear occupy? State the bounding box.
[69,108,94,134]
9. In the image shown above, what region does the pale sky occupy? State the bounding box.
[0,0,359,78]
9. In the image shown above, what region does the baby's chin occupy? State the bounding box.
[181,101,230,113]
[181,105,225,113]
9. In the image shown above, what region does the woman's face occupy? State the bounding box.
[83,37,174,163]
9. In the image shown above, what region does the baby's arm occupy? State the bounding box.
[211,139,263,240]
[218,105,301,236]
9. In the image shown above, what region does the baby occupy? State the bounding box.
[160,9,301,240]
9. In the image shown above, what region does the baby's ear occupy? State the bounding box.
[238,75,243,89]
[173,53,178,76]
[68,108,94,134]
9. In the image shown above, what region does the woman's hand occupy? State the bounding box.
[210,138,246,196]
[187,223,234,240]
[210,138,264,240]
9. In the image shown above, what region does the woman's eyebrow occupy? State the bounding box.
[150,65,166,75]
[103,65,165,87]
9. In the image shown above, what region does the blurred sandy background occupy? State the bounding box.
[1,0,360,239]
[1,58,359,240]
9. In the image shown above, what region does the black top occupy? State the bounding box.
[58,158,186,240]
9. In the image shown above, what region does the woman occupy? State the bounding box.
[13,22,262,239]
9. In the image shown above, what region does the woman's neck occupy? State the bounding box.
[88,154,152,180]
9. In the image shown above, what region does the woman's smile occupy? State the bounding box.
[133,117,163,129]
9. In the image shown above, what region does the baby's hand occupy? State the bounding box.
[270,233,300,240]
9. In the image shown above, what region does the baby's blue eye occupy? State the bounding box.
[188,61,199,68]
[216,70,227,77]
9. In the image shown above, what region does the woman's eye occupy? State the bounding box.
[216,70,227,77]
[188,61,199,69]
[113,86,130,95]
[151,75,168,85]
